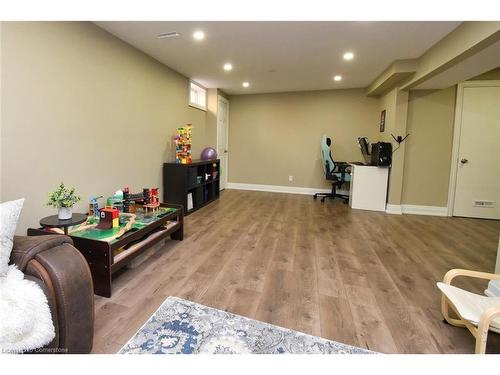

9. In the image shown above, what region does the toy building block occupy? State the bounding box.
[143,187,160,213]
[110,207,119,228]
[143,188,150,205]
[123,186,147,213]
[89,196,103,218]
[123,187,130,213]
[97,207,119,230]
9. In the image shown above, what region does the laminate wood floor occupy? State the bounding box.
[92,189,500,354]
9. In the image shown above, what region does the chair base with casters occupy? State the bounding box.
[437,269,500,354]
[314,161,350,204]
[313,179,349,203]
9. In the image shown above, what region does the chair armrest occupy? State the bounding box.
[334,161,351,174]
[11,235,73,271]
[442,269,500,285]
[28,242,94,353]
[13,235,93,353]
[478,306,500,334]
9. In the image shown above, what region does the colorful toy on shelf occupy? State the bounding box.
[173,125,192,164]
[89,196,103,218]
[96,207,119,230]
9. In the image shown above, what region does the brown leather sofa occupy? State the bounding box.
[10,235,94,353]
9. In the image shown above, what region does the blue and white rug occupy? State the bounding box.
[119,296,373,354]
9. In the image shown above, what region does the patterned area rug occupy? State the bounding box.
[119,296,373,354]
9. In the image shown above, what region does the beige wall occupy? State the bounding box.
[204,88,230,149]
[402,87,456,206]
[227,84,462,208]
[205,88,219,148]
[378,88,409,205]
[378,90,397,139]
[2,22,498,230]
[400,67,500,207]
[228,89,380,188]
[1,22,212,233]
[470,66,500,80]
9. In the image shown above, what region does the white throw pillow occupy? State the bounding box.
[0,198,25,276]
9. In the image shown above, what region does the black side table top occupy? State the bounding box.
[40,213,88,229]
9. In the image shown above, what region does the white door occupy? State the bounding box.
[452,83,500,219]
[217,96,229,190]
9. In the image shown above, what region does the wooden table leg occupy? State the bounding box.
[72,242,113,297]
[170,213,184,241]
[171,218,184,241]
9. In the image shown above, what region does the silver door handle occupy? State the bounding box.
[460,158,468,164]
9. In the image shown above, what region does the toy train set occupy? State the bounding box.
[88,187,160,230]
[123,187,160,213]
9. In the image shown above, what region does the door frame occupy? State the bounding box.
[446,80,500,217]
[216,95,229,190]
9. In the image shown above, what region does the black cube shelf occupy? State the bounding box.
[163,159,220,215]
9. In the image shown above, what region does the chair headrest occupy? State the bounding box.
[321,135,332,148]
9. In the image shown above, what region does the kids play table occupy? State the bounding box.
[29,203,183,297]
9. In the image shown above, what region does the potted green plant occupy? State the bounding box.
[46,182,81,220]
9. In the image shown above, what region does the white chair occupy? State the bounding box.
[437,269,500,354]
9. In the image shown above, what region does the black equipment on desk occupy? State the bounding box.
[357,136,371,165]
[370,142,392,166]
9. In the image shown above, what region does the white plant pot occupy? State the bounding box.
[58,207,72,220]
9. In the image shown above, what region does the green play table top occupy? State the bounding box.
[70,207,177,244]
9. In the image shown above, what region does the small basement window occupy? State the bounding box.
[189,81,207,111]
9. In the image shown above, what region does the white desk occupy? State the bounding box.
[348,164,389,212]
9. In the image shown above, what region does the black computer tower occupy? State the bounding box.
[370,142,392,166]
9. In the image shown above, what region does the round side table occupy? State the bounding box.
[40,213,88,235]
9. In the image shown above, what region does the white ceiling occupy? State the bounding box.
[96,21,461,95]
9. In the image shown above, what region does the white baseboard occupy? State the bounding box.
[386,204,403,215]
[386,204,448,216]
[401,204,448,217]
[485,280,500,297]
[226,182,349,196]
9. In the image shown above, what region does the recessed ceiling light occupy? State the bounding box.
[343,52,355,61]
[242,81,250,88]
[193,30,205,41]
[157,31,181,39]
[333,75,342,82]
[223,63,233,71]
